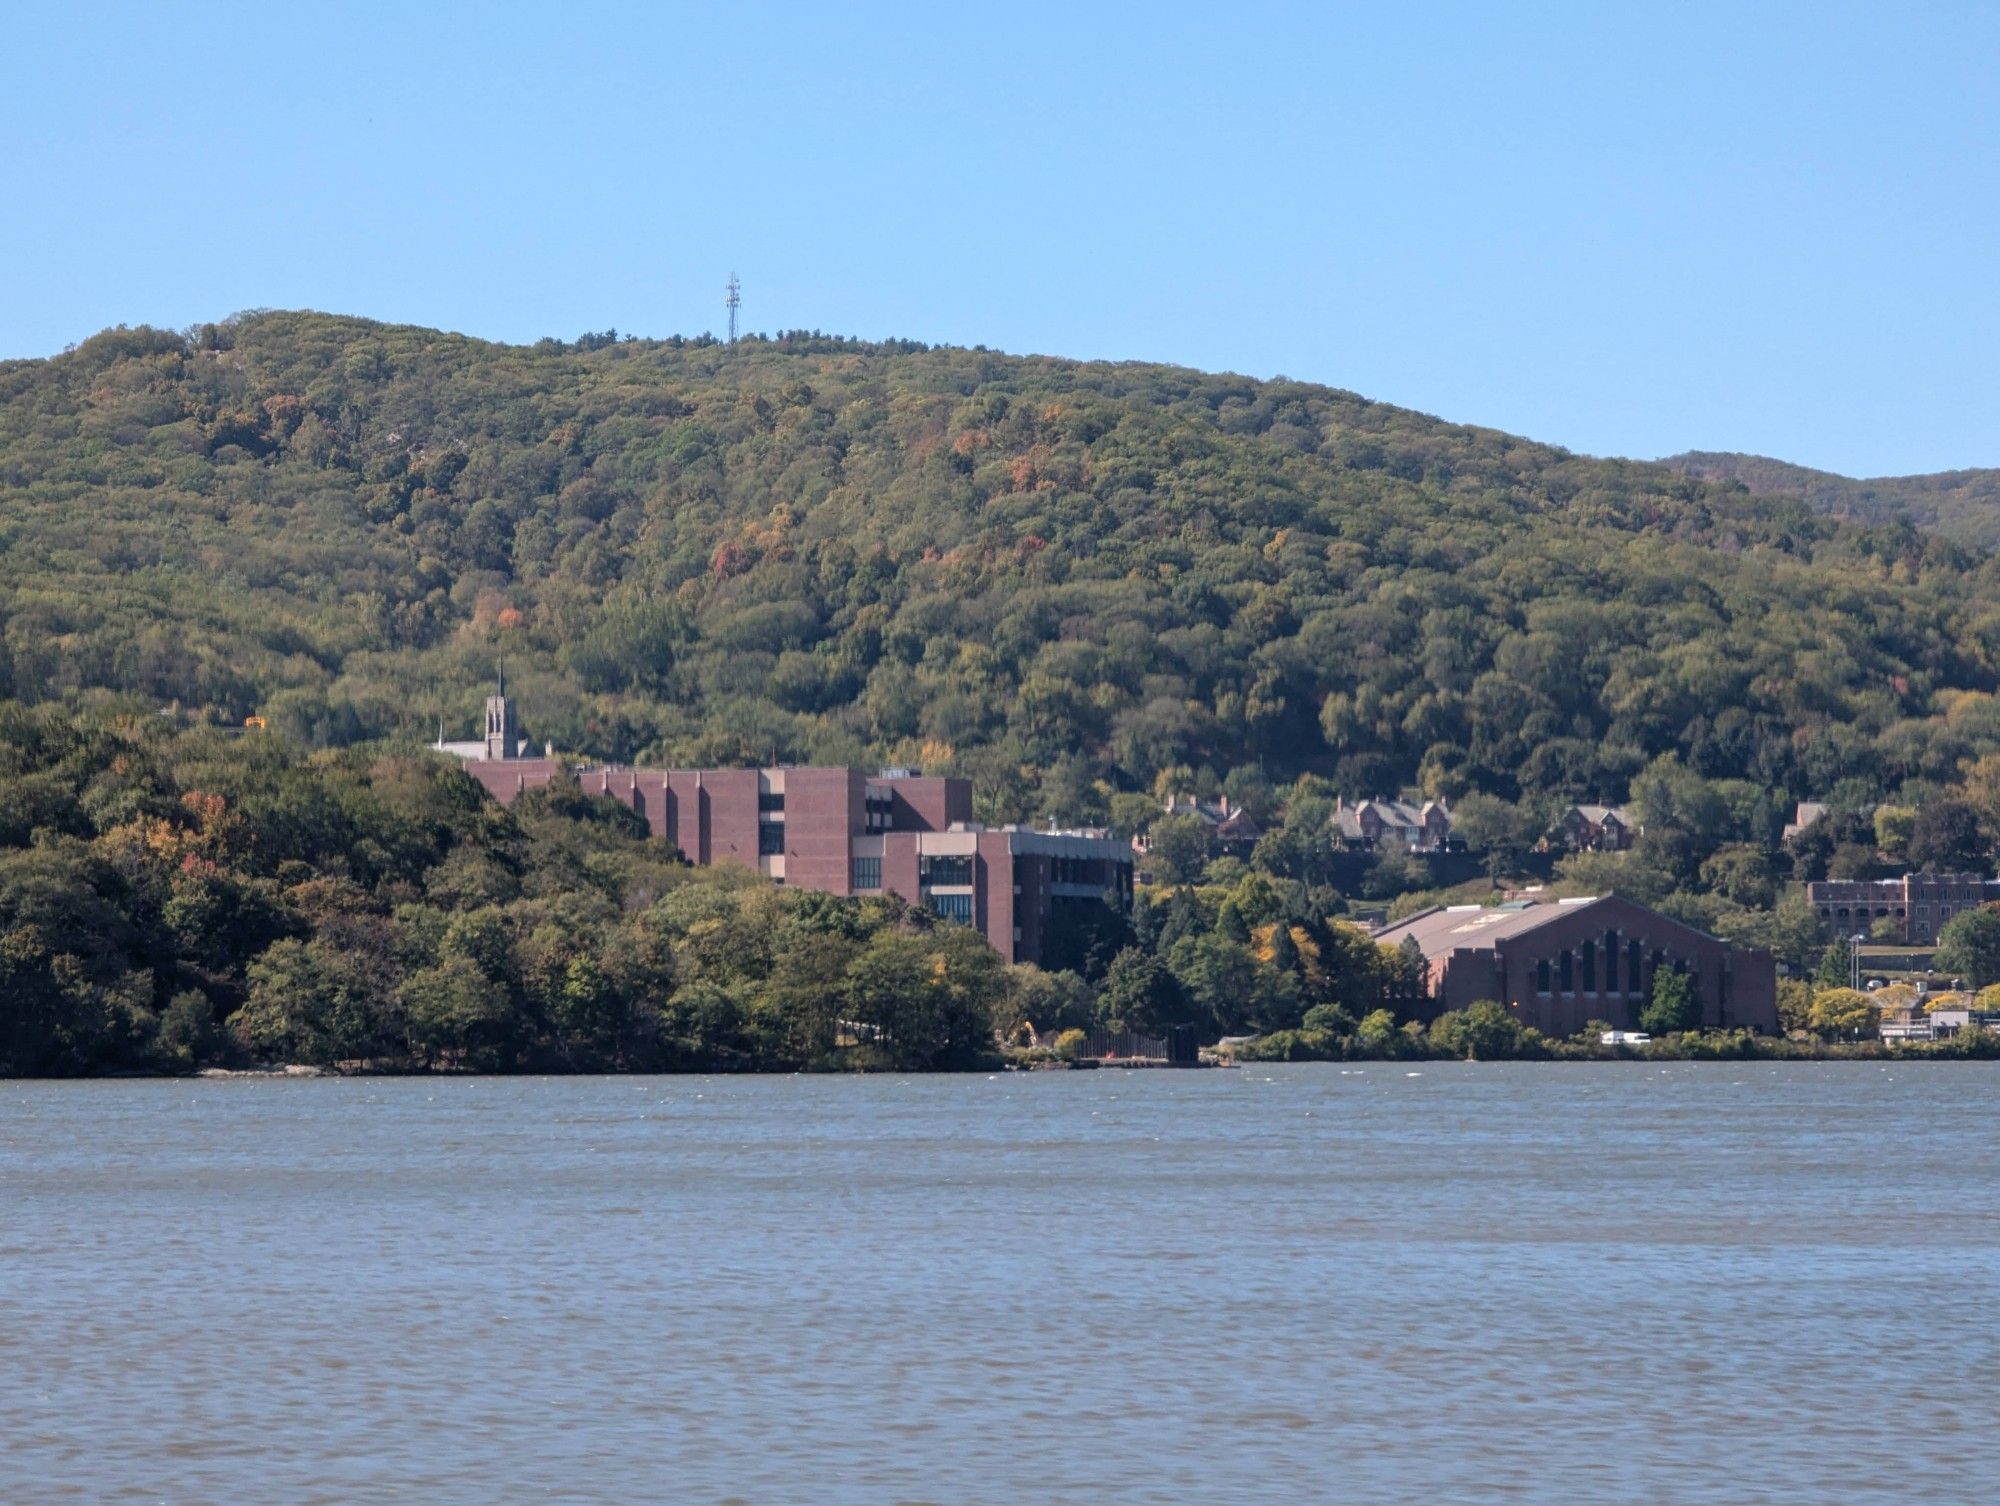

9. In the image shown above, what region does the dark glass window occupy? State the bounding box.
[851,856,882,891]
[1537,959,1552,994]
[928,892,973,924]
[758,792,785,813]
[759,823,785,856]
[1581,941,1596,992]
[919,855,973,887]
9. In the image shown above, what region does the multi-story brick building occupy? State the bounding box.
[443,692,1130,967]
[1804,872,2000,945]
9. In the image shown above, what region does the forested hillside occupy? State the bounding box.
[1663,451,2000,549]
[5,311,2000,835]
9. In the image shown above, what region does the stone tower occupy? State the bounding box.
[483,663,520,760]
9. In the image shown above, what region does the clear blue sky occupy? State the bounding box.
[4,2,1996,476]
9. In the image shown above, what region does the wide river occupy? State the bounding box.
[3,1064,1995,1504]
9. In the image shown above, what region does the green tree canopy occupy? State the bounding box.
[1097,947,1195,1037]
[1935,905,2000,988]
[1639,969,1701,1034]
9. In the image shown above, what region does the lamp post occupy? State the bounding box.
[1850,932,1867,993]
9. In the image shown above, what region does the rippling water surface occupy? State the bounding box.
[4,1064,1997,1504]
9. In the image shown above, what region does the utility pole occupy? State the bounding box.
[726,273,740,344]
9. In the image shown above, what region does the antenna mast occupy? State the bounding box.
[725,272,740,343]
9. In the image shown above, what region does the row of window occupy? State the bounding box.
[919,855,974,887]
[928,892,973,924]
[1532,933,1676,995]
[849,855,978,889]
[847,858,978,924]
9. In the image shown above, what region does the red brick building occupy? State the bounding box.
[1804,872,2000,945]
[1374,894,1778,1036]
[452,722,1130,967]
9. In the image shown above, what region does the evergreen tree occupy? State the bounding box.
[1269,920,1302,976]
[1156,890,1206,952]
[1814,934,1855,992]
[1096,948,1194,1036]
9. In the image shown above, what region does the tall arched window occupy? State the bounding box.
[1604,931,1620,992]
[1581,940,1597,992]
[1559,949,1574,992]
[1628,940,1644,993]
[1537,958,1552,994]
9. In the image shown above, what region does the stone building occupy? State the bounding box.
[1373,893,1778,1036]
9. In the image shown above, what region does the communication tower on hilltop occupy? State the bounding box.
[725,273,740,343]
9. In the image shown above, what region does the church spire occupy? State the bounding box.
[484,663,521,761]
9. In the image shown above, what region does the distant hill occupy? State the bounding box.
[1661,451,2000,548]
[3,311,1999,830]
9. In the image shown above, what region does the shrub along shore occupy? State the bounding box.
[5,703,1996,1078]
[1227,1000,2000,1064]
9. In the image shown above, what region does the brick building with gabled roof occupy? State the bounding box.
[1374,893,1777,1036]
[1555,804,1637,852]
[1335,797,1454,852]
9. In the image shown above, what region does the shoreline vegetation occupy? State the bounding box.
[3,702,1998,1079]
[1217,1013,2000,1065]
[131,1028,2000,1079]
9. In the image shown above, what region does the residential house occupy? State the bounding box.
[1781,801,1828,844]
[1133,794,1266,858]
[1556,804,1637,852]
[1335,797,1455,852]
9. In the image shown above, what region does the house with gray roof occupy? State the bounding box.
[1555,804,1637,852]
[1335,797,1455,852]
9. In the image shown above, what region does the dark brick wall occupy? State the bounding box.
[576,767,671,840]
[886,777,971,832]
[784,767,864,894]
[701,770,761,872]
[665,772,705,860]
[881,834,922,908]
[464,758,562,804]
[978,833,1020,963]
